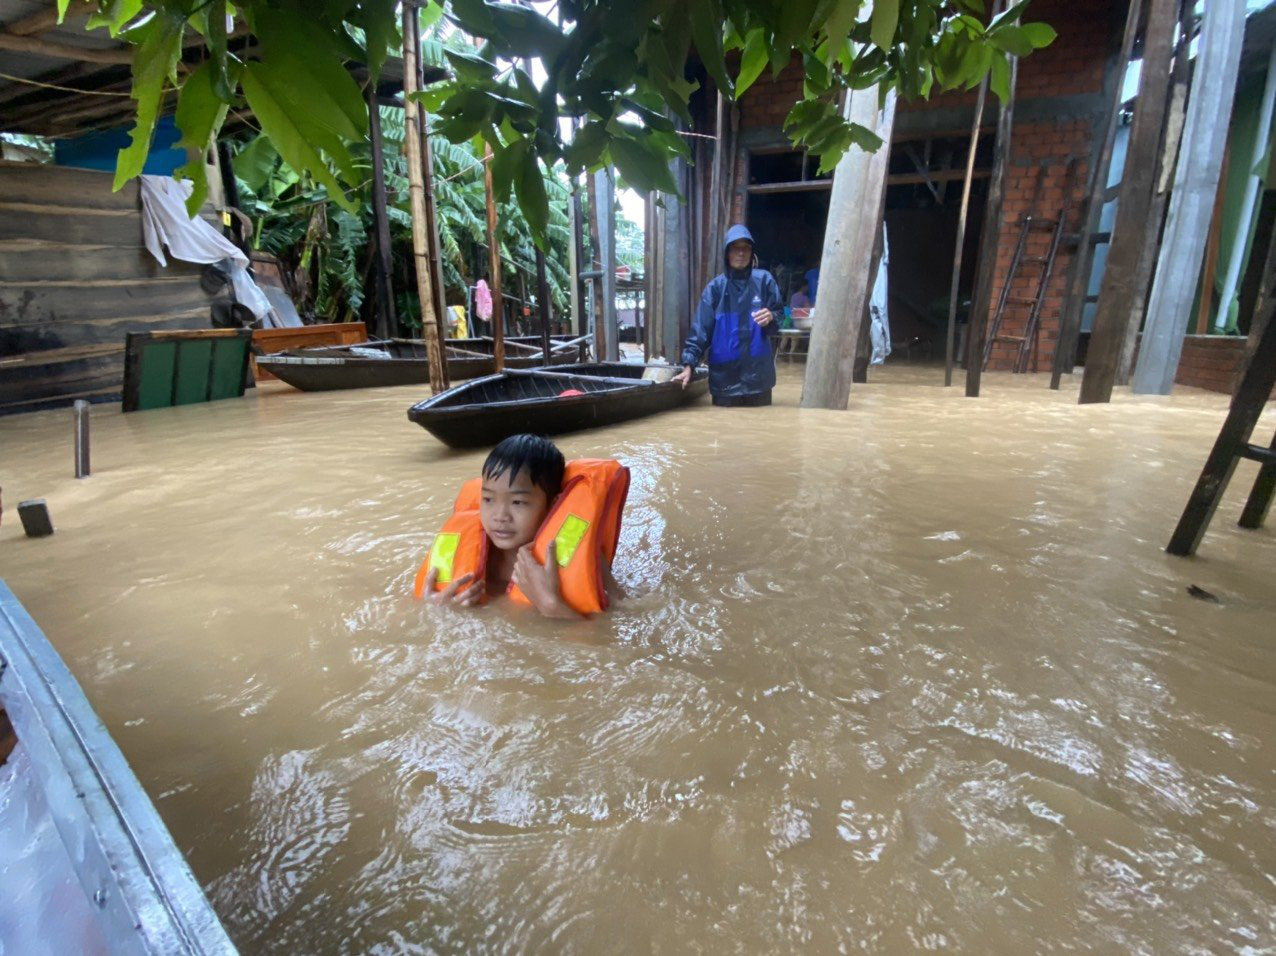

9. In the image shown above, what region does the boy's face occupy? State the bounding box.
[480,469,550,552]
[727,240,752,270]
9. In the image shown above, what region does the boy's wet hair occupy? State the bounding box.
[482,434,565,499]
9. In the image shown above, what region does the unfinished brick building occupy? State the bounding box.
[722,0,1120,373]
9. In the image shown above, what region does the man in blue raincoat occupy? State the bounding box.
[671,224,784,406]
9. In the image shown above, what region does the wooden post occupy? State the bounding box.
[945,75,990,387]
[568,176,582,340]
[1077,0,1179,404]
[643,192,653,362]
[1166,237,1276,555]
[1132,0,1247,395]
[536,250,552,365]
[1050,0,1142,389]
[801,87,897,410]
[1194,144,1232,334]
[964,58,1017,398]
[400,6,446,392]
[1115,0,1194,386]
[854,198,889,384]
[73,400,89,478]
[483,143,505,370]
[366,85,397,340]
[594,168,618,361]
[412,12,450,382]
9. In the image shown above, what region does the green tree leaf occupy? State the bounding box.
[609,134,678,195]
[173,59,236,215]
[114,11,184,192]
[689,0,733,99]
[870,0,899,51]
[1021,22,1057,48]
[233,134,280,192]
[514,152,550,248]
[989,25,1033,57]
[735,28,769,98]
[989,52,1011,103]
[241,62,356,212]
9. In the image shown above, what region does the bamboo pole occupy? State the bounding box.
[483,143,505,370]
[964,57,1017,398]
[412,12,450,385]
[400,6,446,392]
[944,74,990,387]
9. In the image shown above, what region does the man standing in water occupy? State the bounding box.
[671,224,784,406]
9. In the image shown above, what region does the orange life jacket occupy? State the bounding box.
[413,459,630,615]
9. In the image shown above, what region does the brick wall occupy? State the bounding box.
[1172,335,1259,395]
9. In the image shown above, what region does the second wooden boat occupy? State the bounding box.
[406,362,709,448]
[255,336,588,391]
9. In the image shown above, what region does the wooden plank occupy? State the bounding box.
[0,277,209,326]
[801,87,898,410]
[1078,0,1180,404]
[0,161,141,210]
[0,32,134,65]
[0,203,143,246]
[0,243,190,282]
[0,347,124,406]
[965,57,1018,398]
[250,322,367,380]
[1051,0,1143,389]
[1132,0,1248,395]
[0,307,211,352]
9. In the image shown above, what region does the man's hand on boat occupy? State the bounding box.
[424,569,485,607]
[672,366,694,389]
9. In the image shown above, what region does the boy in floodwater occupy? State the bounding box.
[424,434,615,619]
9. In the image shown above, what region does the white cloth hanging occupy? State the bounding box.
[869,222,891,365]
[138,175,272,321]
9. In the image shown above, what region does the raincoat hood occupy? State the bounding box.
[723,224,755,273]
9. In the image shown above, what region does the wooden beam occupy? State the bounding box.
[0,32,133,64]
[1078,0,1180,404]
[801,86,898,410]
[399,6,446,393]
[1115,2,1195,385]
[965,57,1018,398]
[1132,0,1248,394]
[483,143,504,367]
[945,69,991,387]
[1051,0,1143,389]
[3,1,90,36]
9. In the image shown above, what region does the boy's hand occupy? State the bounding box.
[424,569,485,607]
[513,541,580,618]
[671,365,694,389]
[751,308,773,327]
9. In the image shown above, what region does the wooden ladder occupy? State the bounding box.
[1166,242,1276,555]
[983,158,1081,373]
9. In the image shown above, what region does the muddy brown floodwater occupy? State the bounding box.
[1,364,1274,952]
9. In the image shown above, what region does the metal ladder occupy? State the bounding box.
[983,157,1081,373]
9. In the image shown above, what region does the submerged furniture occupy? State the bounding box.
[406,362,709,448]
[0,580,235,953]
[256,336,590,392]
[122,329,252,413]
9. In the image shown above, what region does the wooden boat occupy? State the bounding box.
[406,362,709,448]
[0,581,234,953]
[254,335,589,391]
